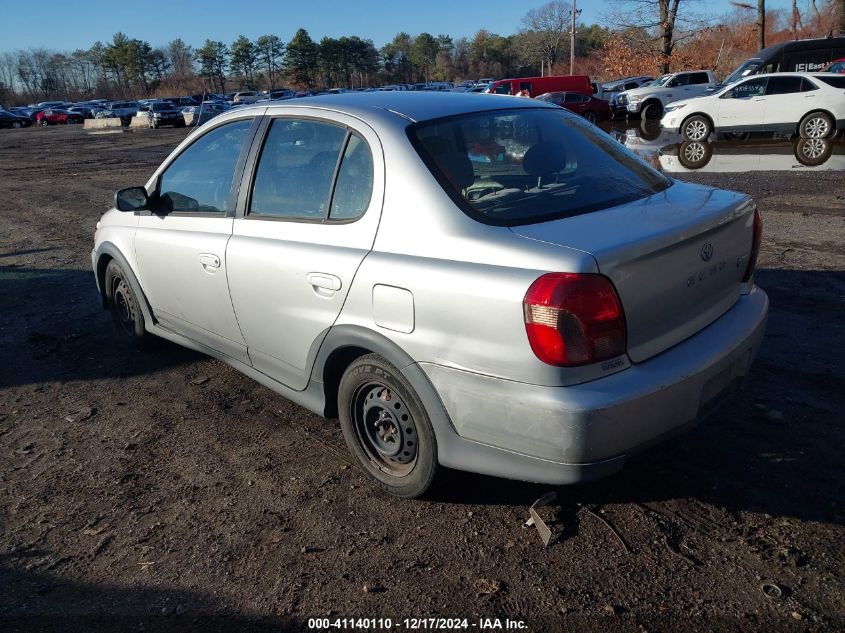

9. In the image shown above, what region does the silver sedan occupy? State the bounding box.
[92,92,768,498]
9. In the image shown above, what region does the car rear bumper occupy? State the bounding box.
[421,286,768,485]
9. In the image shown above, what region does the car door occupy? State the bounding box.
[763,75,816,130]
[564,92,586,114]
[717,77,768,130]
[226,111,384,390]
[134,116,259,364]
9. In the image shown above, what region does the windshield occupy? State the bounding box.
[724,59,761,86]
[410,108,670,226]
[152,103,172,111]
[651,74,674,87]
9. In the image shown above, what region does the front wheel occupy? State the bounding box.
[338,354,439,498]
[104,260,149,345]
[642,101,663,120]
[682,115,712,141]
[799,111,834,139]
[40,120,49,127]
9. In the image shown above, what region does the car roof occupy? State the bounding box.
[237,91,555,124]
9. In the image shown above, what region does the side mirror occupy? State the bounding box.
[721,89,735,99]
[115,186,149,212]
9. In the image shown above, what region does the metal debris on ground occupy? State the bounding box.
[524,491,557,547]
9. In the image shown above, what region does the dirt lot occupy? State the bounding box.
[1,125,843,633]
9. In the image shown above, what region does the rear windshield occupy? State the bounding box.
[409,108,670,226]
[814,75,845,88]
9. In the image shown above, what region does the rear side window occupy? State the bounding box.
[410,108,670,226]
[158,119,252,213]
[330,134,374,220]
[564,93,581,103]
[814,75,845,88]
[250,119,346,219]
[689,72,711,84]
[494,82,512,95]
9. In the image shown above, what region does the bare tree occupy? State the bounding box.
[520,1,572,75]
[840,0,845,34]
[606,0,703,73]
[757,0,766,50]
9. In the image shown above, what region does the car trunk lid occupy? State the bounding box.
[511,181,756,363]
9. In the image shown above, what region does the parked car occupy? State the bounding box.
[233,91,261,104]
[603,76,655,117]
[146,100,185,128]
[660,72,845,141]
[36,109,85,126]
[96,101,139,119]
[162,96,201,107]
[483,75,593,98]
[65,106,95,119]
[535,91,612,123]
[0,110,32,128]
[724,36,845,86]
[93,92,767,498]
[619,70,718,120]
[824,58,845,73]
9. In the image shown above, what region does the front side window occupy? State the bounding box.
[158,119,252,213]
[494,82,512,95]
[249,118,346,219]
[725,77,768,98]
[564,93,581,103]
[411,108,670,226]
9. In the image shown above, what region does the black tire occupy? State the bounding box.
[681,115,712,141]
[12,121,21,129]
[798,111,834,139]
[641,101,663,121]
[40,119,49,127]
[793,137,833,167]
[104,260,148,345]
[677,141,713,170]
[338,354,438,498]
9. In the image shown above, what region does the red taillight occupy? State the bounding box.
[742,208,762,282]
[523,273,627,367]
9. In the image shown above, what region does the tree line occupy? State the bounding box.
[0,1,612,104]
[1,0,843,105]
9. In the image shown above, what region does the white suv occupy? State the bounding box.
[661,72,845,141]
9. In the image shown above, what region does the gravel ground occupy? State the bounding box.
[0,125,843,633]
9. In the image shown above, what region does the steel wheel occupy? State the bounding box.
[352,383,418,477]
[338,354,439,497]
[111,275,136,336]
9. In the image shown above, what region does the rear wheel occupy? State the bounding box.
[12,121,21,129]
[677,141,713,170]
[40,119,49,127]
[104,260,148,345]
[681,115,711,141]
[338,354,438,498]
[799,111,834,138]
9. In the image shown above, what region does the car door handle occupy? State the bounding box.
[306,272,342,293]
[199,253,221,270]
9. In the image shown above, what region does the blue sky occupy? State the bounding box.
[0,0,795,52]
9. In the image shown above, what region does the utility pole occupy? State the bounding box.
[570,0,577,75]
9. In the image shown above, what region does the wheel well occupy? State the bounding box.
[95,253,114,308]
[321,345,372,419]
[681,112,714,131]
[642,98,663,110]
[797,109,836,134]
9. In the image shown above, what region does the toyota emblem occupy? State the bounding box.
[701,243,714,261]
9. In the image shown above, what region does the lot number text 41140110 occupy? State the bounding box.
[307,617,529,630]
